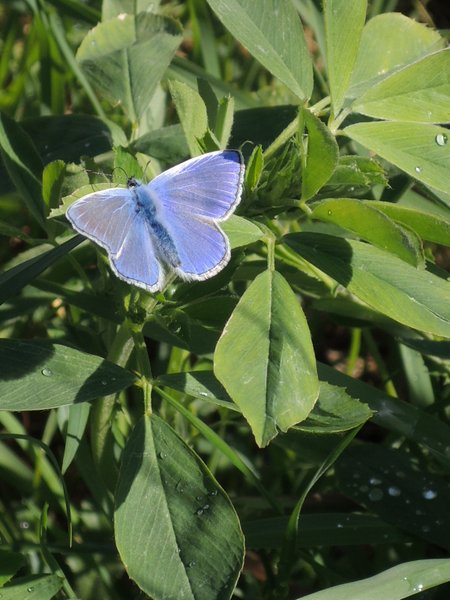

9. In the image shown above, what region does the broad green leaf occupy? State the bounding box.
[0,236,82,306]
[130,124,190,163]
[168,80,208,156]
[349,13,444,98]
[0,340,136,410]
[0,574,64,600]
[77,12,182,121]
[244,512,407,550]
[318,362,450,472]
[302,109,339,201]
[323,156,386,195]
[324,0,367,114]
[0,112,45,227]
[102,0,160,21]
[300,558,450,599]
[23,114,115,166]
[297,382,372,433]
[214,270,319,447]
[0,549,25,587]
[158,373,371,434]
[285,233,450,337]
[368,201,450,246]
[206,0,313,100]
[399,343,434,408]
[336,443,450,550]
[353,49,450,123]
[114,415,244,600]
[344,122,450,195]
[311,198,423,266]
[222,215,263,249]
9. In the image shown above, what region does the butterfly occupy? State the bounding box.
[66,150,245,293]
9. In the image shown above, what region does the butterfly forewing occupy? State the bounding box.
[67,189,135,255]
[148,150,244,221]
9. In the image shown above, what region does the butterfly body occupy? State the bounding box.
[67,150,244,293]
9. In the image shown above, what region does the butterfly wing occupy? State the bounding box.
[148,150,244,221]
[110,211,163,292]
[66,188,135,255]
[66,188,162,292]
[147,150,244,279]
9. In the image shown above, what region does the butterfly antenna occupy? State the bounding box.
[111,166,130,184]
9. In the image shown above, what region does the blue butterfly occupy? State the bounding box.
[66,150,245,292]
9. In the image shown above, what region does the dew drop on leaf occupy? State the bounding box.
[41,368,53,377]
[435,133,448,146]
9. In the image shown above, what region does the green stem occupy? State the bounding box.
[131,329,153,414]
[363,329,398,397]
[346,328,362,376]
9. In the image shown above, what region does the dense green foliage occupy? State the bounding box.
[0,0,450,598]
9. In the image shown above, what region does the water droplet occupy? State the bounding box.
[20,521,30,529]
[196,495,203,501]
[435,133,447,146]
[158,452,166,460]
[187,561,196,568]
[369,477,381,485]
[100,380,107,385]
[368,488,383,501]
[202,504,210,511]
[413,583,424,592]
[41,368,53,377]
[415,166,423,173]
[348,186,355,192]
[196,508,204,516]
[388,486,401,497]
[336,523,343,528]
[209,490,218,497]
[27,588,34,593]
[199,392,208,397]
[422,489,437,500]
[327,210,332,216]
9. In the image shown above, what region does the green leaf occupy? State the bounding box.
[214,94,234,149]
[349,13,445,98]
[77,12,182,121]
[130,124,190,163]
[42,160,65,211]
[368,201,450,246]
[302,108,339,201]
[0,549,25,587]
[300,558,450,599]
[311,198,424,266]
[0,236,82,306]
[285,233,450,337]
[336,443,450,550]
[323,156,387,195]
[245,145,264,192]
[206,0,313,100]
[298,382,372,433]
[221,215,263,249]
[168,80,208,156]
[244,512,408,550]
[318,362,450,472]
[1,574,64,600]
[102,0,160,21]
[61,402,91,473]
[0,112,45,227]
[114,415,244,600]
[214,270,319,447]
[0,340,136,410]
[353,49,450,123]
[344,121,450,195]
[324,0,367,114]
